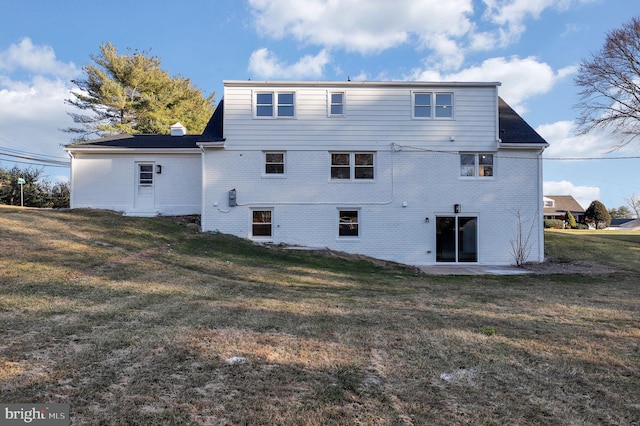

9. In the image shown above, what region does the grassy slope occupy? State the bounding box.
[1,208,639,425]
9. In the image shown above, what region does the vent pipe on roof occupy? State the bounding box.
[170,122,187,136]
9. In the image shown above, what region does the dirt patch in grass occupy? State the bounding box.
[1,209,639,425]
[523,260,621,275]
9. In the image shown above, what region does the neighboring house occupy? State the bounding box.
[608,218,640,230]
[66,80,549,266]
[543,195,585,223]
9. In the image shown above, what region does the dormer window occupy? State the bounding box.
[413,92,454,119]
[256,93,273,117]
[329,92,344,116]
[254,91,296,118]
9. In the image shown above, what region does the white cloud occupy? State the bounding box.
[537,120,636,158]
[0,39,79,178]
[543,180,599,210]
[0,37,78,78]
[248,48,331,79]
[249,0,474,57]
[409,56,576,112]
[248,0,590,72]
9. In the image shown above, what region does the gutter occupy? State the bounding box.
[63,147,201,154]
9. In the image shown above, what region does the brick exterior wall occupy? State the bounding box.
[70,153,201,216]
[201,148,544,266]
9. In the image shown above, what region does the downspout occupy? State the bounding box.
[200,145,206,231]
[67,151,75,208]
[537,149,545,262]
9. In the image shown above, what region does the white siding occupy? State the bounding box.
[70,152,201,216]
[223,83,499,152]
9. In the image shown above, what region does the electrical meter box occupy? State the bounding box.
[228,189,237,207]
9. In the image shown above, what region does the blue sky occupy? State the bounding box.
[0,0,638,212]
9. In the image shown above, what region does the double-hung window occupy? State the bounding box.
[329,92,344,116]
[255,91,295,118]
[277,92,295,117]
[256,93,274,117]
[414,93,432,118]
[252,210,273,238]
[413,92,453,119]
[264,152,285,175]
[460,153,494,177]
[338,210,359,237]
[331,152,374,180]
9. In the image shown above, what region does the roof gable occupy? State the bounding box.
[498,98,547,145]
[544,195,585,214]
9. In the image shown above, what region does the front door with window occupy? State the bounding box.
[134,163,155,212]
[436,216,477,262]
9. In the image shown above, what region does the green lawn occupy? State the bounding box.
[1,208,639,425]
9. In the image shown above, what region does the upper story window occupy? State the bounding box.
[435,93,453,118]
[414,93,431,118]
[255,91,295,118]
[460,153,494,177]
[256,93,273,117]
[329,92,344,116]
[264,152,285,175]
[331,152,374,180]
[277,92,295,117]
[413,92,454,119]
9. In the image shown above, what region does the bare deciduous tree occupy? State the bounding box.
[575,17,640,149]
[510,209,535,267]
[626,193,640,218]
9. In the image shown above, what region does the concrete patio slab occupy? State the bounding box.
[418,265,531,275]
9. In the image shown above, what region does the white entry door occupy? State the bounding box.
[134,163,155,212]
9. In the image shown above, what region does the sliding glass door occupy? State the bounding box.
[436,216,477,263]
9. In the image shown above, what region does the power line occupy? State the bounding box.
[0,157,70,168]
[394,144,640,161]
[0,146,70,168]
[0,146,69,161]
[543,155,640,161]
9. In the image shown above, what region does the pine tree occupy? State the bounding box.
[564,211,577,229]
[65,43,215,141]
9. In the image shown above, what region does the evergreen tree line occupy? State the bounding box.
[0,166,70,208]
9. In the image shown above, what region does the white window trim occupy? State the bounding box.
[328,90,345,117]
[329,152,375,182]
[411,91,455,120]
[254,91,274,119]
[253,90,297,119]
[250,208,274,240]
[460,153,495,179]
[337,208,361,239]
[262,151,286,178]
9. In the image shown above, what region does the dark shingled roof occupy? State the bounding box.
[198,99,224,142]
[66,99,225,149]
[68,133,203,149]
[498,97,547,145]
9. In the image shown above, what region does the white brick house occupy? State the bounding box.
[66,80,548,266]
